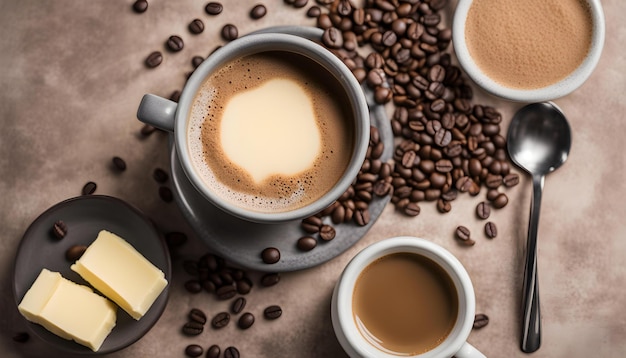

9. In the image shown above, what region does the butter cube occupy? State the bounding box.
[18,269,117,352]
[71,230,168,320]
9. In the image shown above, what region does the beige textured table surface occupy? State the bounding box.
[1,1,625,357]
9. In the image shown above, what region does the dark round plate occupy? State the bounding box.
[13,195,171,355]
[169,25,393,272]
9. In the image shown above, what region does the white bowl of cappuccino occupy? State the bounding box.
[452,0,605,102]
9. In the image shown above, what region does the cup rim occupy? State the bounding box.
[174,32,370,223]
[452,0,605,102]
[333,237,476,358]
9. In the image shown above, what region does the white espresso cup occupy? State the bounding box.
[331,237,485,358]
[137,32,369,223]
[452,0,605,102]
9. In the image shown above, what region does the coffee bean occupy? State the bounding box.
[185,344,203,357]
[153,168,168,183]
[111,156,126,171]
[132,0,148,13]
[292,0,308,8]
[145,51,163,68]
[188,19,204,34]
[322,27,343,48]
[211,312,230,329]
[224,346,240,358]
[140,124,156,136]
[188,308,207,325]
[231,297,246,314]
[206,345,221,358]
[259,273,279,287]
[182,321,204,336]
[297,236,317,251]
[205,2,223,15]
[261,247,280,264]
[492,193,509,208]
[235,279,252,294]
[238,312,255,329]
[51,220,67,240]
[65,245,87,261]
[485,222,497,238]
[354,209,370,226]
[191,56,204,68]
[216,284,237,300]
[159,186,173,202]
[12,332,29,343]
[503,173,520,187]
[437,198,452,213]
[455,225,475,246]
[307,6,321,18]
[82,181,97,195]
[476,201,491,219]
[250,4,267,19]
[264,305,282,320]
[403,202,421,216]
[319,225,336,241]
[166,35,184,52]
[185,280,202,294]
[221,24,238,41]
[473,313,489,329]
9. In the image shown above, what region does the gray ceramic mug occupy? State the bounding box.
[137,32,369,223]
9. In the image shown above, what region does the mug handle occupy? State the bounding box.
[455,342,486,358]
[136,94,177,132]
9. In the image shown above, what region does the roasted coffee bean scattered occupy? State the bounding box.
[476,201,490,219]
[65,244,87,261]
[238,312,255,329]
[319,224,336,241]
[261,247,280,264]
[492,193,509,208]
[82,181,97,195]
[473,313,489,329]
[145,51,162,68]
[184,280,202,294]
[455,225,475,246]
[485,222,497,239]
[188,308,207,325]
[13,332,30,343]
[211,312,230,329]
[185,344,203,357]
[205,2,223,15]
[216,284,237,300]
[206,345,221,358]
[159,186,173,202]
[306,5,321,17]
[231,297,246,314]
[112,156,126,171]
[153,168,169,183]
[166,35,184,52]
[224,346,240,358]
[221,24,238,41]
[188,18,204,34]
[297,236,317,251]
[263,305,282,320]
[132,0,148,13]
[182,321,204,336]
[260,273,280,287]
[191,56,204,68]
[51,220,67,240]
[250,4,267,19]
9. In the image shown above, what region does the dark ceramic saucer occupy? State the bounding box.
[13,195,171,355]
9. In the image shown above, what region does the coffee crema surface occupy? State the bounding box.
[188,51,354,213]
[465,0,593,89]
[352,253,458,355]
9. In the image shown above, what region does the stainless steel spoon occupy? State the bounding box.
[506,102,572,353]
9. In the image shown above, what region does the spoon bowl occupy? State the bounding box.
[506,102,572,353]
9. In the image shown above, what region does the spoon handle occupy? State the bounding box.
[521,174,544,353]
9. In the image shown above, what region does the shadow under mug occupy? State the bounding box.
[136,32,370,223]
[331,237,486,358]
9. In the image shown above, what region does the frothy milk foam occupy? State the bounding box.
[188,51,354,213]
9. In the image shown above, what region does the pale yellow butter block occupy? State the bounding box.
[18,268,117,351]
[71,230,168,320]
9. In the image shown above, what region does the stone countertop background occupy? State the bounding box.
[1,0,624,357]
